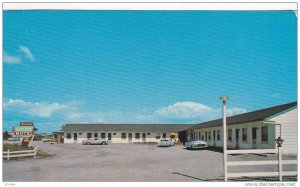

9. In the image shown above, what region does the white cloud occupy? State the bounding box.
[270,93,280,98]
[3,53,21,64]
[66,112,106,123]
[155,101,212,119]
[151,101,247,122]
[19,45,35,62]
[4,99,69,118]
[3,98,108,124]
[72,102,247,124]
[226,108,247,116]
[3,99,247,127]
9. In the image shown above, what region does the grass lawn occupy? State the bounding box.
[3,143,34,152]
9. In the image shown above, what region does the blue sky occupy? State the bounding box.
[3,11,297,133]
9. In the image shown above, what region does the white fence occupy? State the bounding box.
[3,146,38,160]
[225,148,297,181]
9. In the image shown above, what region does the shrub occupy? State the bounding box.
[3,143,34,152]
[37,150,55,158]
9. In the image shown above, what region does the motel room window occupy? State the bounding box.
[67,133,71,139]
[156,133,160,139]
[135,133,140,139]
[261,126,268,143]
[147,133,150,135]
[79,133,82,135]
[228,129,232,142]
[94,133,98,138]
[199,132,201,139]
[101,133,106,139]
[208,131,211,141]
[205,131,208,141]
[87,133,92,139]
[217,130,220,141]
[163,133,166,138]
[121,133,126,139]
[113,133,116,135]
[242,128,247,142]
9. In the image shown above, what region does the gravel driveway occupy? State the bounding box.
[2,142,297,182]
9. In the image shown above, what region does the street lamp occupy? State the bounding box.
[275,136,284,181]
[220,96,229,181]
[220,96,229,103]
[275,137,284,147]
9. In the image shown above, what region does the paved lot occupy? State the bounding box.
[2,142,297,182]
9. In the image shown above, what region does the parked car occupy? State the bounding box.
[184,140,208,149]
[82,139,108,145]
[42,138,52,142]
[157,139,175,147]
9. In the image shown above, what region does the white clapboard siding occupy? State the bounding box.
[271,108,297,155]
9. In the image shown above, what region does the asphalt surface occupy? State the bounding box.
[2,142,297,182]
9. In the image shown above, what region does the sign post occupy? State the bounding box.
[13,125,34,147]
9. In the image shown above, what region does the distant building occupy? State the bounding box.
[62,124,193,144]
[40,133,47,136]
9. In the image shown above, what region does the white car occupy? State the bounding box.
[184,140,208,149]
[158,139,175,147]
[82,138,108,145]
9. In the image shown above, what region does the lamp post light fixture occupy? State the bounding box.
[220,96,229,104]
[275,137,284,148]
[275,136,284,181]
[220,96,229,181]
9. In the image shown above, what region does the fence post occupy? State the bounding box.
[34,146,38,159]
[7,149,10,160]
[278,146,283,181]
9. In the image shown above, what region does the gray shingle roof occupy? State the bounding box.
[188,101,297,130]
[62,123,195,132]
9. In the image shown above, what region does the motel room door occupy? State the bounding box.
[235,129,240,149]
[252,128,257,149]
[142,133,146,143]
[128,133,132,143]
[73,133,78,143]
[108,133,112,143]
[213,131,216,146]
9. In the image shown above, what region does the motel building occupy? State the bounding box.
[62,124,194,144]
[186,102,297,155]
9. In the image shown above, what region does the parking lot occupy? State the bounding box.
[3,142,297,182]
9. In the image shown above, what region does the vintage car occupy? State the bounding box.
[82,138,108,145]
[157,139,175,147]
[184,140,208,149]
[42,138,52,142]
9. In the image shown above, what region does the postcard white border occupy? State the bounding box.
[2,2,297,11]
